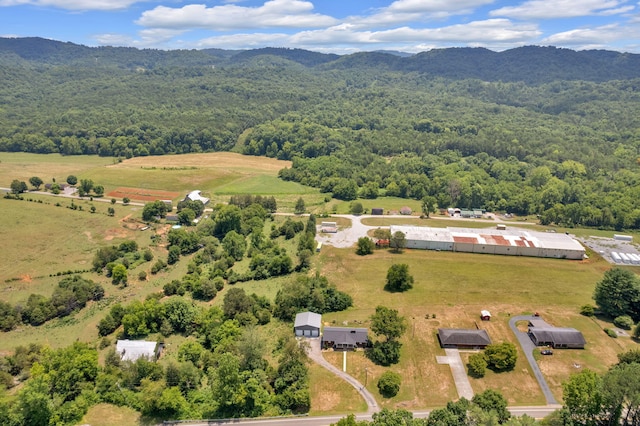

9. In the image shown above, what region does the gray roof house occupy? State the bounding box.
[528,327,586,349]
[116,340,162,362]
[437,328,492,349]
[322,327,369,350]
[294,311,322,337]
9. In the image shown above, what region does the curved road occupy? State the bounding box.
[508,316,559,405]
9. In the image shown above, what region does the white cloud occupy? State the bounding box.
[347,0,495,28]
[290,19,539,46]
[386,0,495,13]
[136,0,337,30]
[491,0,630,19]
[542,23,639,46]
[195,32,289,49]
[0,0,145,11]
[187,19,540,53]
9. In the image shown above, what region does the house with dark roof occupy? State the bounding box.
[528,325,586,349]
[322,327,368,350]
[294,311,321,337]
[526,316,586,349]
[437,328,492,349]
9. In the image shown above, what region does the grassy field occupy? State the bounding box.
[0,152,323,211]
[2,152,639,415]
[316,244,637,408]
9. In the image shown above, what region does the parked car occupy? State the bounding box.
[541,349,553,355]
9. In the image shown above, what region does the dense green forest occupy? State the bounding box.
[2,38,640,228]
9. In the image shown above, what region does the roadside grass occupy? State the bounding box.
[81,403,146,426]
[325,197,422,215]
[308,359,368,415]
[316,245,634,408]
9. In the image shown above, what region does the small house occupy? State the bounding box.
[184,190,209,205]
[294,311,322,337]
[437,328,491,349]
[116,340,162,362]
[400,206,413,215]
[322,327,368,350]
[480,310,491,321]
[528,328,586,349]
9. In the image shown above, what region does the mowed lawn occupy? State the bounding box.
[316,245,636,408]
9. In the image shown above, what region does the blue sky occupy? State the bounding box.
[1,0,639,54]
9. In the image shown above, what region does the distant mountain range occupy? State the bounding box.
[1,37,639,83]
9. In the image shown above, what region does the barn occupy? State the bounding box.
[294,311,322,337]
[322,327,369,350]
[390,225,585,260]
[437,329,492,349]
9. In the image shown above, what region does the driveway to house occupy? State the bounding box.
[436,348,474,400]
[509,315,558,405]
[304,338,379,414]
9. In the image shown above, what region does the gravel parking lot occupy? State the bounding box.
[579,235,640,265]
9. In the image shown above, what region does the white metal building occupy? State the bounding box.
[390,225,585,260]
[294,311,322,337]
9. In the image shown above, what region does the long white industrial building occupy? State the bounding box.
[389,225,586,260]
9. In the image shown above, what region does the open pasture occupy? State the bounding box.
[317,245,636,408]
[1,152,322,209]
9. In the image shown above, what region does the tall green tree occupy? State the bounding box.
[562,369,603,426]
[10,179,27,194]
[29,176,43,190]
[370,305,407,342]
[385,263,414,292]
[593,268,640,320]
[390,231,406,253]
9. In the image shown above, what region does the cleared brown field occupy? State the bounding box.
[108,152,291,172]
[106,187,180,202]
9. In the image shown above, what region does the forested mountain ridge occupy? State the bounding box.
[2,37,640,229]
[2,38,640,82]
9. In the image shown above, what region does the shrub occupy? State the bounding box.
[613,315,635,330]
[580,304,595,316]
[468,353,487,378]
[604,328,618,338]
[377,371,401,397]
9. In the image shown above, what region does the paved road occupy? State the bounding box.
[164,405,561,426]
[508,315,559,405]
[305,338,379,414]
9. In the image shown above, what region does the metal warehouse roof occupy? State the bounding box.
[390,226,454,242]
[390,225,584,251]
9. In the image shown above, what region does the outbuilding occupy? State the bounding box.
[480,310,491,321]
[116,340,162,362]
[294,311,322,337]
[437,328,492,349]
[322,327,369,350]
[371,208,384,215]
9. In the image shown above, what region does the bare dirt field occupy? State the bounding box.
[106,187,181,202]
[108,152,291,172]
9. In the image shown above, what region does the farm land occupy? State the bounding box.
[1,152,639,418]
